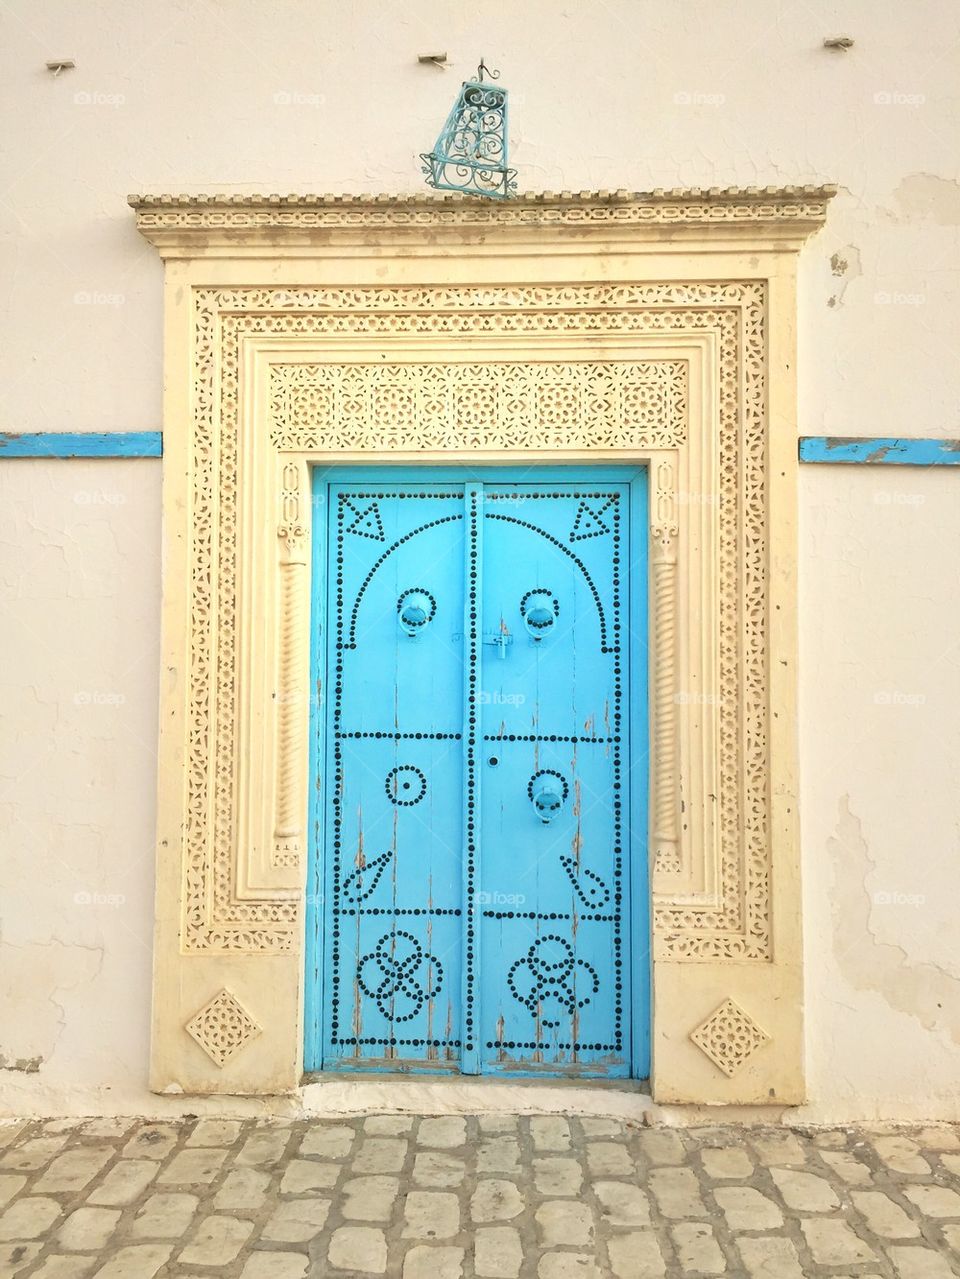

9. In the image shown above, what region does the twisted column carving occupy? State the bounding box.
[652,461,681,876]
[273,462,308,869]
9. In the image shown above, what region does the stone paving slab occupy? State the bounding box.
[0,1115,957,1277]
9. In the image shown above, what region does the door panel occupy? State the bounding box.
[310,471,646,1078]
[322,487,466,1068]
[477,487,629,1074]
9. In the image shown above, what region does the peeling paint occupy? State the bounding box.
[892,173,960,226]
[0,1054,42,1074]
[829,798,960,1043]
[826,244,861,308]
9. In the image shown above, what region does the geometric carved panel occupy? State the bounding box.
[690,999,771,1077]
[269,359,687,453]
[185,989,262,1067]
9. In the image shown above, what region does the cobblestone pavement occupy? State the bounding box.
[1,1115,960,1278]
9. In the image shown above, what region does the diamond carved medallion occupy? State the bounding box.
[185,988,261,1068]
[690,999,771,1077]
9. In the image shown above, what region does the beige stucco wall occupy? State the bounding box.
[1,0,958,1118]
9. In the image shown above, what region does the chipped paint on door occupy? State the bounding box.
[305,469,649,1078]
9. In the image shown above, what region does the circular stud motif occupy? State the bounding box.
[385,765,428,806]
[520,588,559,641]
[397,587,437,637]
[357,930,443,1022]
[527,769,569,824]
[507,935,600,1028]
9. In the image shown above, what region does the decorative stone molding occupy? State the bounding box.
[137,189,832,1104]
[129,186,836,248]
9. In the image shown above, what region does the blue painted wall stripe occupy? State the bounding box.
[0,432,162,458]
[800,437,960,466]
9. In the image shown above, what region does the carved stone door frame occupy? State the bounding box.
[132,187,834,1104]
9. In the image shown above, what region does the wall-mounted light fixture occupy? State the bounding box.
[420,58,517,200]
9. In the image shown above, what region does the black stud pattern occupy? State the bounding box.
[484,733,616,744]
[526,769,570,805]
[338,732,462,740]
[480,910,615,922]
[356,929,444,1022]
[342,849,393,903]
[464,488,479,1056]
[486,1040,613,1052]
[570,496,616,542]
[385,765,427,807]
[396,587,437,632]
[559,854,611,910]
[506,936,600,1029]
[330,497,345,1044]
[485,512,615,652]
[612,494,623,1052]
[344,499,386,542]
[519,588,559,636]
[346,514,463,649]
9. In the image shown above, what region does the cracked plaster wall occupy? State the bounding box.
[1,0,958,1117]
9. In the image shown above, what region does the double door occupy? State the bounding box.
[306,469,648,1078]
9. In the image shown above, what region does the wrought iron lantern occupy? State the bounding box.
[420,59,517,200]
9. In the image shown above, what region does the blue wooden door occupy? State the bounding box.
[307,470,648,1078]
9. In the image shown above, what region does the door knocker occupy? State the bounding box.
[397,588,437,638]
[528,768,569,824]
[520,589,559,642]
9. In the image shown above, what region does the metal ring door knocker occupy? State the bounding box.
[528,769,569,824]
[396,588,437,639]
[520,589,559,642]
